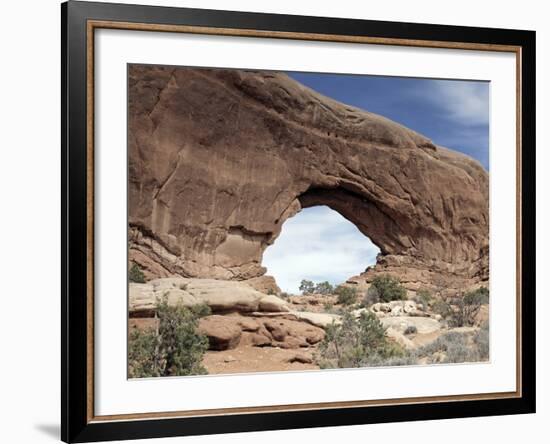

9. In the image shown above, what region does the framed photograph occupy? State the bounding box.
[61,1,535,442]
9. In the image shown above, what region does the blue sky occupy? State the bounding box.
[287,72,489,170]
[263,73,489,294]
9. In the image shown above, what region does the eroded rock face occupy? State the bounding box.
[198,315,242,351]
[129,278,289,317]
[128,66,489,289]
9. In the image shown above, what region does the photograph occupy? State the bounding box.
[127,65,490,378]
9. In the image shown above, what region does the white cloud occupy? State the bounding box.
[427,80,489,126]
[262,206,380,294]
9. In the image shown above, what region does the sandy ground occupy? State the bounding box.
[203,344,319,374]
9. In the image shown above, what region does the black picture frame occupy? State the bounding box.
[61,1,536,442]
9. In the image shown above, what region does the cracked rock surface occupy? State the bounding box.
[128,66,489,290]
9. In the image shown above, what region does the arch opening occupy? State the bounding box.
[262,205,381,294]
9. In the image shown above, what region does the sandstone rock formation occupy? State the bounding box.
[128,65,489,290]
[129,278,289,316]
[198,315,242,351]
[380,316,442,335]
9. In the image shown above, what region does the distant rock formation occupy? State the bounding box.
[128,65,489,290]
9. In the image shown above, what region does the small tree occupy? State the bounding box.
[335,285,358,305]
[314,281,334,295]
[299,279,315,295]
[432,287,489,327]
[128,297,211,378]
[129,263,146,283]
[370,275,407,302]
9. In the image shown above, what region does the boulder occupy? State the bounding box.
[287,353,314,364]
[198,315,242,350]
[129,281,200,317]
[263,320,287,342]
[275,337,309,349]
[291,311,341,329]
[259,295,289,312]
[243,276,281,294]
[380,316,441,335]
[368,300,425,318]
[371,303,392,313]
[236,317,260,332]
[261,318,325,348]
[248,332,272,347]
[129,278,290,315]
[128,66,489,291]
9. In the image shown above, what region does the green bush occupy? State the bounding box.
[316,309,404,369]
[128,328,161,378]
[299,279,315,295]
[334,285,358,306]
[464,287,489,305]
[128,297,211,378]
[129,263,146,283]
[369,275,407,302]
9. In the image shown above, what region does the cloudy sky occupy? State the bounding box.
[263,72,489,294]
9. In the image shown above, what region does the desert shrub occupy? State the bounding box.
[314,281,334,295]
[128,297,211,378]
[316,309,404,369]
[404,325,418,335]
[370,275,407,303]
[129,263,146,283]
[418,328,489,364]
[323,302,334,312]
[432,299,452,319]
[361,285,380,307]
[464,287,489,305]
[418,331,468,363]
[335,285,358,305]
[433,287,489,327]
[299,279,315,295]
[128,328,161,378]
[267,287,277,295]
[366,353,419,367]
[474,322,490,361]
[415,289,433,308]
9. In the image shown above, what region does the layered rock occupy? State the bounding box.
[129,277,289,317]
[128,65,489,289]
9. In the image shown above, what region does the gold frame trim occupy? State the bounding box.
[86,19,523,423]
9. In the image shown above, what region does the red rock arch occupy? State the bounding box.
[128,65,489,290]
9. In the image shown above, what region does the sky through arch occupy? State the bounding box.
[263,206,380,294]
